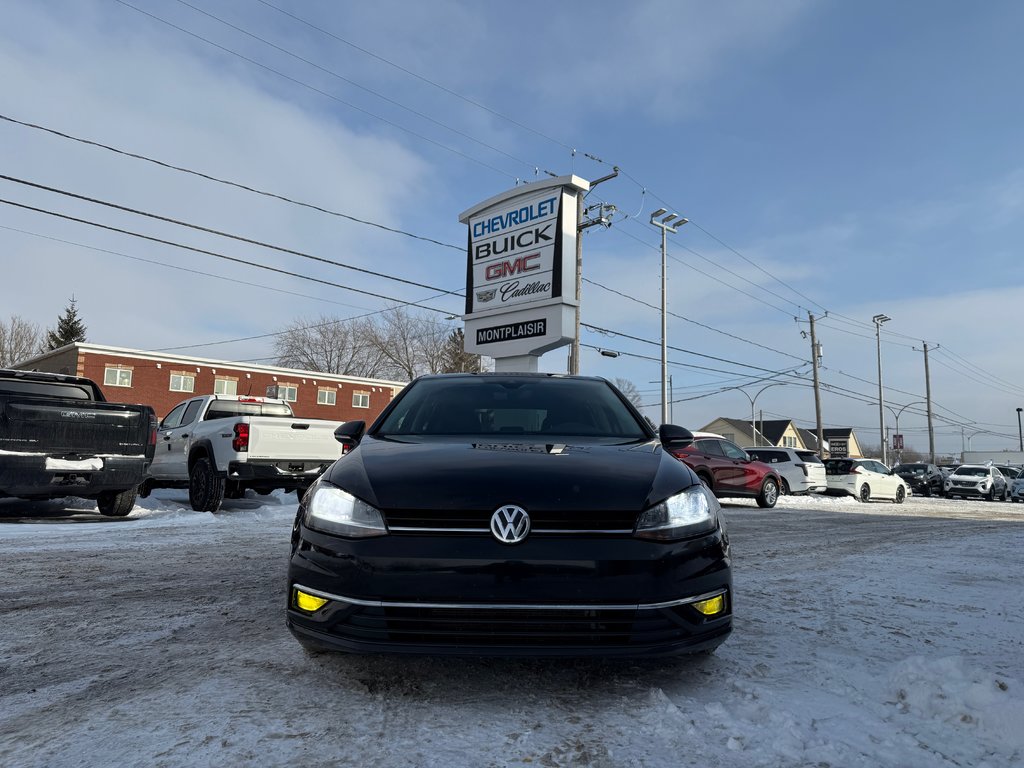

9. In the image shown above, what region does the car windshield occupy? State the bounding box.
[953,467,989,477]
[374,376,649,439]
[895,464,927,474]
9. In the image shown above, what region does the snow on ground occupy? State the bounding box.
[0,490,1022,767]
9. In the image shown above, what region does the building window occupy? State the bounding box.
[721,432,735,443]
[279,384,298,402]
[317,388,336,406]
[104,366,132,388]
[353,391,370,408]
[783,436,796,448]
[214,378,238,396]
[170,373,195,393]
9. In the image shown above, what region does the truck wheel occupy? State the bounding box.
[137,479,152,499]
[189,457,225,513]
[97,487,137,517]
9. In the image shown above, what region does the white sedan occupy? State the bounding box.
[823,458,910,503]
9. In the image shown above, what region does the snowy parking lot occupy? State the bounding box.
[1,491,1022,768]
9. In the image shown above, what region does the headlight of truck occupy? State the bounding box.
[635,485,718,541]
[304,481,387,538]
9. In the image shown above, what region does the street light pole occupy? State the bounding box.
[873,314,891,465]
[650,209,688,426]
[733,382,788,447]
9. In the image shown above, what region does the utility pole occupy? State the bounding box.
[873,314,891,464]
[809,313,825,457]
[923,342,935,464]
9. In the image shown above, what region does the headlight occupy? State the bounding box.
[635,485,718,541]
[304,481,387,538]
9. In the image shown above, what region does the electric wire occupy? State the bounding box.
[0,197,458,315]
[0,174,464,297]
[111,0,515,179]
[0,113,463,251]
[172,0,537,171]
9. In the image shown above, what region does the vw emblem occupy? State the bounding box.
[490,505,530,544]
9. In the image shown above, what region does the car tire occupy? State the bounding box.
[97,487,137,517]
[756,478,779,508]
[189,457,225,513]
[986,488,995,502]
[780,479,791,496]
[923,486,932,497]
[895,486,906,504]
[137,479,152,499]
[858,484,871,503]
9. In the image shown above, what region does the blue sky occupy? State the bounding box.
[2,0,1023,457]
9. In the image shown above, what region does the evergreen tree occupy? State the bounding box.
[46,297,87,350]
[439,329,483,373]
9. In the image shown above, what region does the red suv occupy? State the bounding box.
[668,431,781,508]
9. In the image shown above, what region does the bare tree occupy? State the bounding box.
[0,315,45,367]
[614,378,644,410]
[274,308,462,381]
[273,315,385,376]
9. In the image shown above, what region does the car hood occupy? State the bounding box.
[322,435,697,512]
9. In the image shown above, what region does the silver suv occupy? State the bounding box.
[944,464,1008,501]
[744,447,827,495]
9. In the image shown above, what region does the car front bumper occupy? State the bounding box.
[287,525,732,657]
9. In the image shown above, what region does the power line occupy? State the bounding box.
[172,0,537,171]
[583,276,807,363]
[254,0,576,153]
[0,174,463,298]
[0,197,457,315]
[0,112,463,251]
[0,223,371,312]
[111,0,515,179]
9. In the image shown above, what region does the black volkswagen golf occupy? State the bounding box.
[286,373,732,657]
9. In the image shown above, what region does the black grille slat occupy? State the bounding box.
[323,605,699,647]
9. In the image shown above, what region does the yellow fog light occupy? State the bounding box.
[692,594,726,617]
[294,588,329,612]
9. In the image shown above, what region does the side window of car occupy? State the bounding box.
[179,399,204,427]
[720,440,749,460]
[161,403,188,430]
[696,439,725,457]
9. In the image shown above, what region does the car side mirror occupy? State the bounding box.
[334,420,366,449]
[659,424,694,449]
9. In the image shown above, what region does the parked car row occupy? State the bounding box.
[664,429,1024,506]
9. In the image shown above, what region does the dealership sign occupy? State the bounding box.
[459,175,589,363]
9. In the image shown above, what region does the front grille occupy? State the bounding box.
[383,508,637,532]
[328,604,707,647]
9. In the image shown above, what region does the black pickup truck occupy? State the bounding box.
[0,369,157,516]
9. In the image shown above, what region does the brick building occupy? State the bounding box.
[15,343,405,421]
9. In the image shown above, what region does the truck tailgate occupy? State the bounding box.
[246,418,343,462]
[0,399,151,458]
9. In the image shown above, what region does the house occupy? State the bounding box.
[699,417,864,458]
[14,342,406,422]
[698,417,807,449]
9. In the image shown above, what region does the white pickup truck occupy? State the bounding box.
[142,395,344,512]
